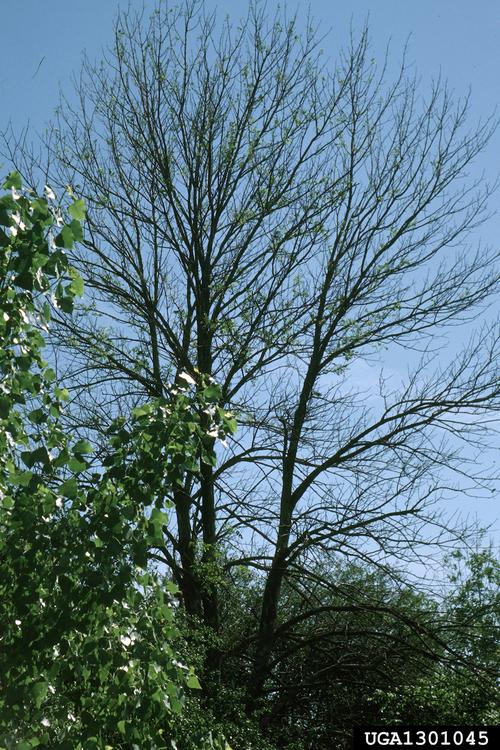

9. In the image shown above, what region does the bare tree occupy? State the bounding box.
[4,0,498,705]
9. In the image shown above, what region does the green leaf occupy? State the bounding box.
[0,227,9,246]
[186,672,201,689]
[132,404,151,418]
[68,456,88,473]
[28,408,47,425]
[42,302,51,323]
[9,469,33,487]
[73,438,93,454]
[3,171,22,190]
[0,395,10,418]
[69,219,83,242]
[203,384,221,402]
[32,680,48,708]
[54,225,75,249]
[68,267,84,296]
[58,293,74,313]
[0,205,12,226]
[59,477,78,499]
[21,447,50,468]
[149,507,169,539]
[165,683,183,714]
[13,271,33,291]
[68,198,86,222]
[15,355,32,371]
[151,508,169,522]
[201,448,217,467]
[52,448,70,468]
[117,720,126,734]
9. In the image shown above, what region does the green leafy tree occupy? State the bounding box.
[190,557,499,749]
[0,174,234,749]
[373,551,500,728]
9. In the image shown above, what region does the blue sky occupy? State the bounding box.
[2,1,499,245]
[0,0,500,172]
[1,0,498,545]
[2,0,499,162]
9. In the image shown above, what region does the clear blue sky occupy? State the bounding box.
[1,1,498,243]
[1,0,499,163]
[1,0,498,546]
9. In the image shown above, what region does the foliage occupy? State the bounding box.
[0,175,233,749]
[192,558,499,749]
[373,551,500,728]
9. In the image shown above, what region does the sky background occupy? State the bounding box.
[1,0,498,554]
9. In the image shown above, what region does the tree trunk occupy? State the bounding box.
[248,521,291,708]
[175,486,203,618]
